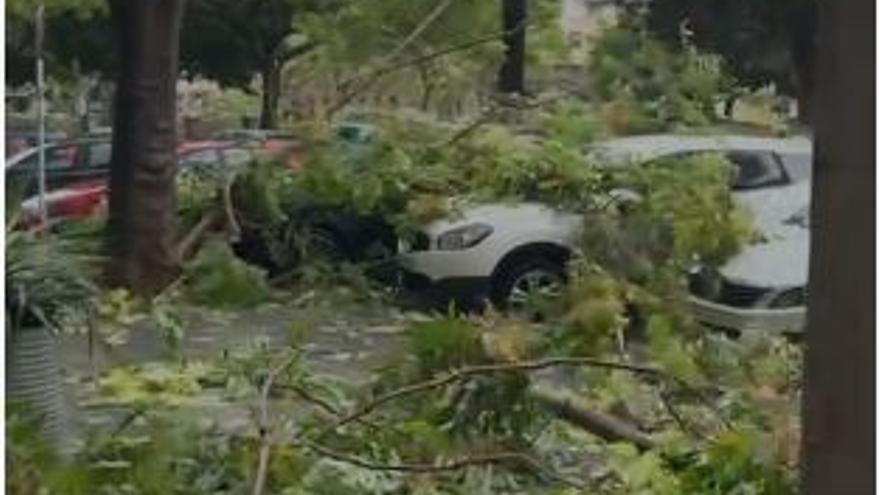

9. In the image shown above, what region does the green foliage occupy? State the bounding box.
[590,19,728,134]
[299,0,504,116]
[560,273,628,354]
[6,1,112,86]
[7,403,62,495]
[268,114,605,240]
[6,228,98,332]
[180,0,326,87]
[185,240,272,308]
[531,98,607,147]
[645,0,816,103]
[607,152,754,265]
[96,362,212,407]
[645,315,703,384]
[604,443,682,494]
[407,315,486,376]
[675,428,795,494]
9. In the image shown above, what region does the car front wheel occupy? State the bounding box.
[492,257,566,320]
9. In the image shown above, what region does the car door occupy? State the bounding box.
[6,143,80,199]
[46,141,112,191]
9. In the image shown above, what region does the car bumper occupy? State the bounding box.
[688,296,805,334]
[397,247,498,281]
[400,270,490,306]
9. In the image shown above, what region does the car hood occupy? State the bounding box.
[733,181,812,237]
[720,228,809,288]
[419,202,579,237]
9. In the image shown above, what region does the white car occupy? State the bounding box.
[398,134,812,312]
[688,183,811,334]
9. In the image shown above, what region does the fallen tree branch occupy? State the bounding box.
[252,351,300,495]
[222,178,241,244]
[658,387,709,441]
[282,383,395,435]
[386,0,457,62]
[303,441,584,488]
[440,92,568,148]
[529,386,656,451]
[176,210,220,262]
[312,357,662,440]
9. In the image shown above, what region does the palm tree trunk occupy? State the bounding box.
[259,62,282,129]
[498,0,527,95]
[105,0,186,295]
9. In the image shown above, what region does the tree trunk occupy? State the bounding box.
[722,94,737,119]
[497,0,527,95]
[802,0,874,492]
[259,62,281,129]
[106,0,186,296]
[791,1,817,125]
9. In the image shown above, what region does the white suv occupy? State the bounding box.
[398,134,812,311]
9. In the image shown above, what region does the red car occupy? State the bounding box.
[15,140,267,229]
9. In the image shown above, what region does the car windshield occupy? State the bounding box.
[726,151,787,190]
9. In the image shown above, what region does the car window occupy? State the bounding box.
[336,124,372,143]
[222,147,253,166]
[180,149,219,168]
[87,142,112,169]
[8,145,78,174]
[779,151,812,183]
[725,151,788,190]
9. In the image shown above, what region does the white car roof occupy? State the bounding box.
[588,134,812,164]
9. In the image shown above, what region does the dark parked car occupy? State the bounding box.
[11,140,261,228]
[5,130,67,158]
[6,138,112,199]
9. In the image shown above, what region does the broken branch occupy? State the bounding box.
[252,351,300,495]
[529,386,657,451]
[303,441,584,488]
[313,357,663,440]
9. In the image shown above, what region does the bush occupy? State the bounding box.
[184,240,271,308]
[589,18,727,134]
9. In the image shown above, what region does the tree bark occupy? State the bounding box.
[106,0,186,295]
[497,0,527,95]
[790,1,817,125]
[259,62,282,129]
[802,0,874,492]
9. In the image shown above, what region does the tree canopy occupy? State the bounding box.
[179,0,332,127]
[6,0,112,86]
[644,0,817,119]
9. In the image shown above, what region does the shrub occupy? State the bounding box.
[589,18,727,134]
[184,240,271,308]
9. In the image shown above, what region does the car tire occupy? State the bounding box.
[302,227,348,263]
[491,257,566,318]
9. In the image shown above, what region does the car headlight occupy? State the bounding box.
[436,223,493,251]
[688,265,722,300]
[762,287,807,308]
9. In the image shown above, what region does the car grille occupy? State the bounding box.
[718,281,770,307]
